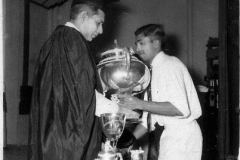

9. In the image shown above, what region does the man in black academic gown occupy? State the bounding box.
[28,1,106,159]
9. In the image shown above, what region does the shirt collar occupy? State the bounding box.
[65,22,79,32]
[151,51,165,67]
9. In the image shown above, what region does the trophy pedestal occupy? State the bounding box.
[97,141,123,160]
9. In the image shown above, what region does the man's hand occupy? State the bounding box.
[117,93,143,110]
[117,106,140,118]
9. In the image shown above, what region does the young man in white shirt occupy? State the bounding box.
[118,24,203,160]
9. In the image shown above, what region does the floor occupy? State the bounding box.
[3,145,28,160]
[3,144,214,160]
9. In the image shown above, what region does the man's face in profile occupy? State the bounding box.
[81,9,105,41]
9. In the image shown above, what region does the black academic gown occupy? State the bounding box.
[28,25,103,160]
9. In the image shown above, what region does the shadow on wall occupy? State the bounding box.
[164,34,203,85]
[164,34,181,57]
[89,2,131,63]
[190,69,205,86]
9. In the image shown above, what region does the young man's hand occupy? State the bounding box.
[117,93,143,110]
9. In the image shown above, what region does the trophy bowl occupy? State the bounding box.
[100,113,126,142]
[97,47,150,95]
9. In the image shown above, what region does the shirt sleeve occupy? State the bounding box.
[165,65,191,118]
[141,111,148,129]
[153,60,191,118]
[95,90,119,117]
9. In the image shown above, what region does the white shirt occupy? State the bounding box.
[65,22,79,32]
[142,51,202,130]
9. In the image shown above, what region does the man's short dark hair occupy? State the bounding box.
[135,24,166,49]
[70,1,104,20]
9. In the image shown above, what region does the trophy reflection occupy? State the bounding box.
[97,113,126,160]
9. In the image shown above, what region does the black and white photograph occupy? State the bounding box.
[1,0,239,159]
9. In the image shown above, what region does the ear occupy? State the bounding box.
[76,11,88,23]
[153,40,161,49]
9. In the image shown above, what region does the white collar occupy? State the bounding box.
[151,51,165,67]
[65,22,79,32]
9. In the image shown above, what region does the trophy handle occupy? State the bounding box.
[122,47,131,79]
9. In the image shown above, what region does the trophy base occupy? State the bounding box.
[96,141,123,160]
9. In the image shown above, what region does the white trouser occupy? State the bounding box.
[159,120,202,160]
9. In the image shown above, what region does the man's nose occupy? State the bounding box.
[98,25,103,34]
[136,45,141,52]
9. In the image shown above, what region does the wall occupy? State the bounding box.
[5,0,218,145]
[5,0,24,145]
[17,2,49,145]
[192,0,218,84]
[4,0,48,145]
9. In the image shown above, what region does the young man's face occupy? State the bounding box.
[135,33,158,65]
[81,9,105,41]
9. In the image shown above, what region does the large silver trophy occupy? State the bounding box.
[97,46,151,96]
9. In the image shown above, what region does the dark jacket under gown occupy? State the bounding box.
[28,25,103,160]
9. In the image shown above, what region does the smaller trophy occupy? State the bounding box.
[96,113,126,160]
